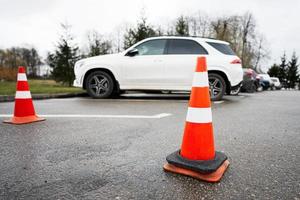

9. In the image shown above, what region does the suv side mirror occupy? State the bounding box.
[126,48,139,57]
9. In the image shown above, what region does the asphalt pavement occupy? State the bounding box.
[0,91,299,199]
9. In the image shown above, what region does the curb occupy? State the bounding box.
[0,92,88,102]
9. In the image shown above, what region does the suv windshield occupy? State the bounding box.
[207,42,235,55]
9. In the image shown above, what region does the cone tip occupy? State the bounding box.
[196,57,207,72]
[18,66,25,73]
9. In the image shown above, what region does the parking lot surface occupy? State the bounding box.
[0,91,299,199]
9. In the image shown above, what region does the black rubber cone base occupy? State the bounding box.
[166,150,227,174]
[163,160,229,182]
[164,150,229,182]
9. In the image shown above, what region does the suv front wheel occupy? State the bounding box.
[85,71,114,98]
[208,73,226,101]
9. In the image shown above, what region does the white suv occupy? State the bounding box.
[74,36,243,100]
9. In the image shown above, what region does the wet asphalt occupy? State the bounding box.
[0,91,299,200]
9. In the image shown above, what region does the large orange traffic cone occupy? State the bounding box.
[163,57,229,182]
[3,66,45,124]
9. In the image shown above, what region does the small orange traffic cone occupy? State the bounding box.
[163,57,229,182]
[3,66,45,124]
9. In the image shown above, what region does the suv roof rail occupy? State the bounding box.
[153,35,216,38]
[150,35,226,41]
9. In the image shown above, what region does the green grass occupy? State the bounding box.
[0,79,84,95]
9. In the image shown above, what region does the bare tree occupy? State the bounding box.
[240,12,256,66]
[211,16,234,42]
[253,35,270,72]
[188,12,213,37]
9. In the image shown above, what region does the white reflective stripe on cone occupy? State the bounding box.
[192,72,209,87]
[186,107,212,123]
[15,91,32,99]
[17,73,27,81]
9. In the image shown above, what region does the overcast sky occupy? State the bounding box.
[0,0,299,69]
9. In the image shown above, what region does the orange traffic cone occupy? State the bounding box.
[163,57,229,182]
[3,66,45,124]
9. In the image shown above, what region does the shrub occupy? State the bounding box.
[0,67,18,81]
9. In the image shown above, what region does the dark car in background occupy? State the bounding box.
[258,74,274,90]
[241,68,261,93]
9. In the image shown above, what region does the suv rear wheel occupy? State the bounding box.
[208,73,226,101]
[85,71,114,98]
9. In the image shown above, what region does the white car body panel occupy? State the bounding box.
[119,55,166,88]
[73,36,243,91]
[271,77,281,87]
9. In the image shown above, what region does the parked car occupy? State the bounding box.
[73,36,243,101]
[258,74,274,90]
[270,77,282,90]
[255,75,263,91]
[241,68,260,93]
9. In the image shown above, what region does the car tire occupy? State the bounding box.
[248,83,256,93]
[208,73,226,101]
[231,86,241,95]
[85,71,114,98]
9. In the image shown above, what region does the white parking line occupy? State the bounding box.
[0,113,172,119]
[213,101,224,104]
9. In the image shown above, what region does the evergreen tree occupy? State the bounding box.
[175,16,189,36]
[123,17,157,49]
[278,53,288,86]
[88,31,112,57]
[267,64,280,77]
[286,52,299,88]
[47,23,79,86]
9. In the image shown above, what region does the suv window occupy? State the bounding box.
[167,39,208,55]
[207,42,235,55]
[135,39,167,56]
